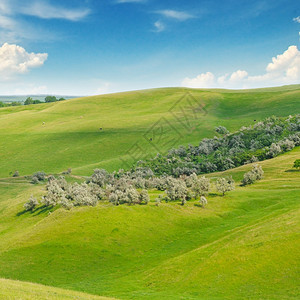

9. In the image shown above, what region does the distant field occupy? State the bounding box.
[0,85,299,178]
[0,147,299,299]
[0,95,79,103]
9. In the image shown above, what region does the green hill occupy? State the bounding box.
[0,86,299,299]
[0,278,115,300]
[0,147,299,299]
[0,86,299,178]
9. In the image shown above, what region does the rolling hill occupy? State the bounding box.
[0,85,299,178]
[0,85,299,299]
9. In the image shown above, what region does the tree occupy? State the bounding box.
[200,196,207,208]
[216,177,235,196]
[31,171,46,183]
[45,96,57,103]
[241,164,264,186]
[139,189,150,204]
[166,178,188,202]
[24,97,34,105]
[215,126,229,135]
[190,174,210,199]
[33,99,42,104]
[58,97,65,101]
[268,143,281,157]
[24,195,39,211]
[293,159,300,170]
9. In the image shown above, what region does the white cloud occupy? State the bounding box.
[293,16,300,23]
[182,72,215,88]
[20,1,90,21]
[0,1,90,43]
[156,10,195,21]
[153,21,165,32]
[182,45,300,89]
[0,43,48,80]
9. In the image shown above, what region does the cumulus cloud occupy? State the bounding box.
[0,43,48,80]
[156,10,195,21]
[182,72,215,88]
[182,45,300,89]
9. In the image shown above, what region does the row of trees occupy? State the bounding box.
[24,169,237,211]
[135,115,300,177]
[0,101,22,107]
[24,96,65,105]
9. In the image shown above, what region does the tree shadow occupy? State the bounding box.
[16,205,54,217]
[285,169,299,173]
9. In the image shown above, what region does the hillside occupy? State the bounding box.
[0,278,115,300]
[0,147,299,299]
[0,86,299,178]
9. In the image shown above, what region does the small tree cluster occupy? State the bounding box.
[242,164,264,186]
[31,171,46,184]
[216,177,235,196]
[24,195,39,211]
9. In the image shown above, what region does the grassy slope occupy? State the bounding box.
[0,148,299,299]
[0,278,115,300]
[0,85,299,177]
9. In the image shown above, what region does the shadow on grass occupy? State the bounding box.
[208,193,219,198]
[194,203,205,208]
[285,169,300,173]
[17,205,54,217]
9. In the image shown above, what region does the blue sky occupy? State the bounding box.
[0,0,299,95]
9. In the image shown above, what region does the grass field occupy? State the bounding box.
[0,86,299,299]
[0,278,115,300]
[0,85,299,177]
[0,148,299,299]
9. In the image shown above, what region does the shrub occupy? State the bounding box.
[165,178,187,202]
[190,174,210,199]
[216,177,235,196]
[293,159,300,170]
[12,170,19,177]
[24,195,39,211]
[200,196,207,208]
[267,143,281,158]
[139,189,150,204]
[31,171,46,183]
[242,164,264,186]
[215,126,229,135]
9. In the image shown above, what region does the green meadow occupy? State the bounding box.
[0,85,299,177]
[0,85,299,299]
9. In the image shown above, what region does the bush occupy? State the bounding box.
[216,177,235,196]
[165,178,188,202]
[242,164,264,186]
[12,170,19,177]
[200,196,207,208]
[139,189,150,204]
[293,159,300,170]
[31,171,46,183]
[190,174,210,199]
[24,195,39,211]
[215,126,229,135]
